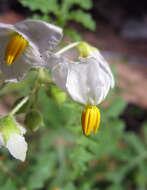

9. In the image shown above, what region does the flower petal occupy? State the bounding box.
[14,20,63,52]
[0,23,14,36]
[0,23,45,82]
[90,50,115,88]
[0,21,63,82]
[0,44,43,82]
[66,57,106,105]
[52,58,69,92]
[0,29,15,67]
[52,57,113,105]
[17,125,26,135]
[42,51,66,70]
[6,133,27,161]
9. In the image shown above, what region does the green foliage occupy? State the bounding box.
[64,28,83,41]
[27,153,56,189]
[0,75,147,190]
[102,96,127,118]
[69,10,96,31]
[49,86,67,106]
[2,179,17,190]
[18,0,96,40]
[20,0,59,14]
[0,68,147,190]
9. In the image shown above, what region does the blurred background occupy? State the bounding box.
[0,0,147,190]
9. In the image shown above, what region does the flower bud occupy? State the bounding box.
[24,110,43,132]
[50,86,67,106]
[0,115,27,161]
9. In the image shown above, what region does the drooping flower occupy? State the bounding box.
[77,42,114,86]
[0,20,63,82]
[51,43,114,136]
[0,115,27,161]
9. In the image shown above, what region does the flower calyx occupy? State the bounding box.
[77,42,97,58]
[0,115,21,143]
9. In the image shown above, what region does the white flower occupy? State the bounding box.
[0,20,63,82]
[0,115,27,161]
[52,56,114,105]
[51,44,114,135]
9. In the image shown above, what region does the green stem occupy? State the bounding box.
[10,96,29,116]
[38,68,45,83]
[56,42,80,55]
[10,81,41,116]
[9,66,56,116]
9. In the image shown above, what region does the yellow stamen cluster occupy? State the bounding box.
[5,34,27,66]
[81,105,100,136]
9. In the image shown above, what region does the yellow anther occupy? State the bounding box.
[5,34,27,66]
[77,42,97,58]
[81,105,100,136]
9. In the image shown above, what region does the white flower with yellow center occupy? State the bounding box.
[52,42,114,136]
[0,20,63,82]
[0,115,27,161]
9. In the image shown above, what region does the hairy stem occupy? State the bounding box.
[56,42,80,55]
[10,96,29,116]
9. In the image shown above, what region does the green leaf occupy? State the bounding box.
[27,153,56,189]
[78,182,94,190]
[38,88,66,127]
[74,0,93,10]
[106,184,125,190]
[70,147,94,178]
[38,88,81,129]
[103,96,127,118]
[2,179,17,190]
[135,162,147,188]
[91,119,125,158]
[64,29,83,41]
[124,133,147,155]
[69,10,96,31]
[62,182,76,190]
[61,0,92,11]
[20,0,59,14]
[107,166,128,184]
[108,148,147,184]
[31,14,51,22]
